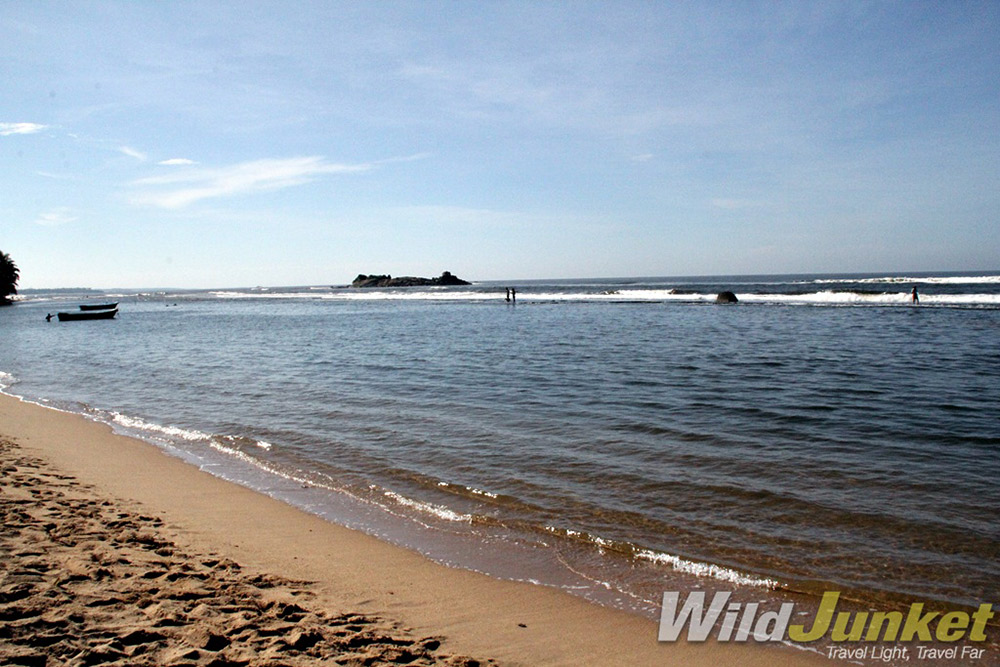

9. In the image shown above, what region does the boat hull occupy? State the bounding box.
[57,308,118,321]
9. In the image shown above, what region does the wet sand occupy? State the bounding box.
[0,392,825,665]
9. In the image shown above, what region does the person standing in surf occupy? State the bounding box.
[911,287,919,304]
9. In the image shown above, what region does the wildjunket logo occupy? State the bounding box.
[658,591,995,644]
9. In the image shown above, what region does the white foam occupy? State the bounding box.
[738,290,893,305]
[0,371,16,391]
[206,285,1000,306]
[437,481,499,499]
[600,288,1000,306]
[812,275,1000,285]
[108,411,212,442]
[636,548,779,588]
[214,434,275,451]
[201,438,331,490]
[546,525,778,589]
[919,293,1000,305]
[208,440,262,464]
[383,490,473,523]
[520,290,710,302]
[738,291,1000,306]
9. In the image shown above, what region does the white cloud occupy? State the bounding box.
[130,156,372,208]
[630,153,654,162]
[158,158,198,166]
[119,146,148,161]
[34,207,78,226]
[0,122,48,136]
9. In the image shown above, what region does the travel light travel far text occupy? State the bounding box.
[828,645,987,661]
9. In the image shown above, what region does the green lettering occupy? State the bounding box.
[831,611,867,641]
[969,604,996,642]
[789,592,839,642]
[935,612,969,642]
[899,603,939,642]
[865,611,903,641]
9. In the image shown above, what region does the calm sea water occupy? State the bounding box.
[2,272,999,620]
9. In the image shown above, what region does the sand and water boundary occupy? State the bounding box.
[0,392,825,665]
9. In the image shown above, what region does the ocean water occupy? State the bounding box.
[2,272,999,623]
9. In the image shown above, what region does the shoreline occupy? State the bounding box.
[0,392,824,665]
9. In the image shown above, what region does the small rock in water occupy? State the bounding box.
[715,291,738,303]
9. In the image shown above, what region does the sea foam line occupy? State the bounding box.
[437,480,500,499]
[206,288,1000,305]
[811,275,1000,285]
[107,411,213,442]
[635,548,779,588]
[382,489,474,523]
[546,526,778,589]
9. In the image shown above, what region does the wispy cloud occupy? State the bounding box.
[34,207,78,226]
[158,158,198,166]
[130,156,373,208]
[0,122,48,136]
[119,146,148,161]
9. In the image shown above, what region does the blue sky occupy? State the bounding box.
[2,1,998,288]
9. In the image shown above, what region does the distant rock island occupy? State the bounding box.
[351,271,471,288]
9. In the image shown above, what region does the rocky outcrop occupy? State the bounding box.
[351,271,471,288]
[715,291,739,303]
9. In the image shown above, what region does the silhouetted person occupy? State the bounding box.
[505,288,511,302]
[45,313,53,322]
[911,287,919,304]
[511,287,516,303]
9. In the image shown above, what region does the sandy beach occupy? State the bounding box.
[0,392,825,666]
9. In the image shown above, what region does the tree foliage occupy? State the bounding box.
[0,251,20,304]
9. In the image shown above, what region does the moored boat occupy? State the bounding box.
[56,308,118,322]
[79,302,118,311]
